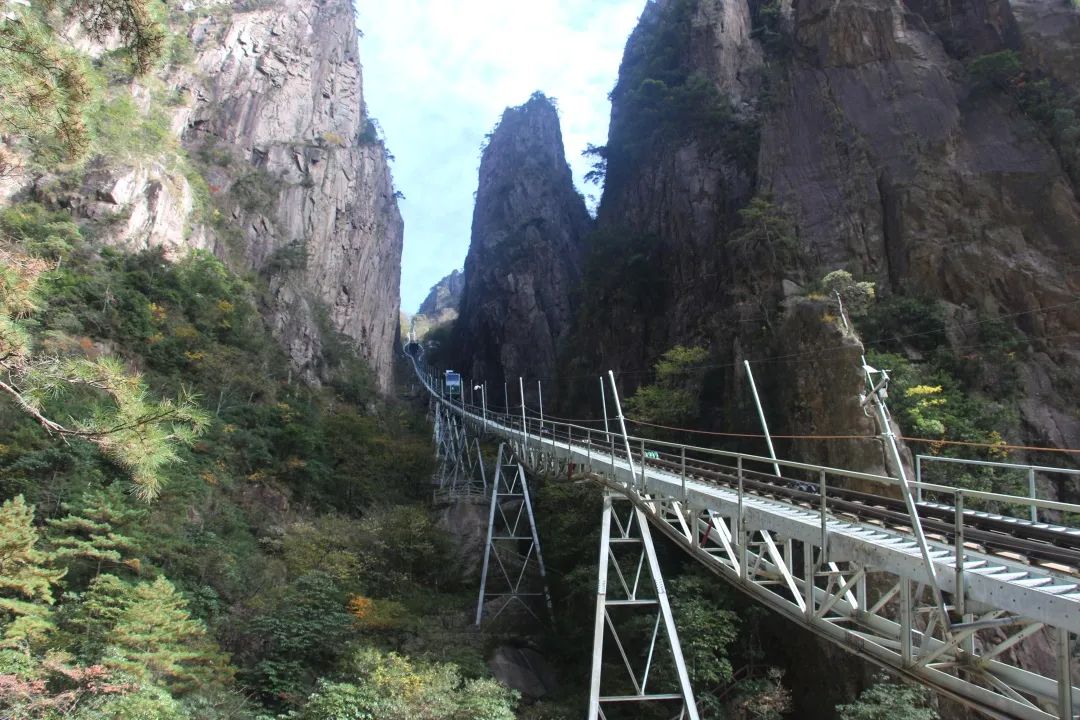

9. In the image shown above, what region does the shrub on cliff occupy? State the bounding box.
[967,50,1023,91]
[626,345,709,427]
[0,0,165,164]
[293,648,517,720]
[837,678,939,720]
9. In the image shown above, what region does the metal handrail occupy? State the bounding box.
[411,357,1080,519]
[914,481,1080,515]
[917,454,1080,477]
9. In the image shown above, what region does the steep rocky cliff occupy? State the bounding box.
[11,0,403,392]
[760,0,1080,462]
[418,269,465,317]
[452,93,592,393]
[183,0,403,390]
[411,269,463,339]
[557,0,1080,480]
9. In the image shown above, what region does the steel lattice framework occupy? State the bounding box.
[475,443,553,626]
[588,492,700,720]
[432,401,487,503]
[410,354,1080,720]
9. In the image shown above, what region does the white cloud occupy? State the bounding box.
[356,0,644,311]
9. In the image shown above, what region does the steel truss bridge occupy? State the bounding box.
[407,349,1080,720]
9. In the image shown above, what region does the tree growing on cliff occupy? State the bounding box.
[728,195,799,277]
[583,143,608,185]
[625,345,709,426]
[0,0,164,164]
[1,214,208,500]
[821,270,876,318]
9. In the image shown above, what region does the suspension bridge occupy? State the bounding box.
[405,344,1080,720]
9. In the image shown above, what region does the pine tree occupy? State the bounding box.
[63,573,134,662]
[0,0,165,166]
[47,484,145,580]
[105,576,230,692]
[0,496,65,652]
[0,245,209,500]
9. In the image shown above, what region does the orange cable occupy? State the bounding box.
[625,417,1080,455]
[900,436,1080,455]
[625,417,875,440]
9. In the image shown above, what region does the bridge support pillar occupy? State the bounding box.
[475,444,553,627]
[432,404,487,503]
[587,492,700,720]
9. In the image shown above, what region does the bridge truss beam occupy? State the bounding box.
[475,443,553,626]
[409,355,1080,720]
[588,492,700,720]
[431,401,487,504]
[535,438,1079,720]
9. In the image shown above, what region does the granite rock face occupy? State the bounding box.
[411,269,464,339]
[453,94,592,393]
[761,0,1080,460]
[418,269,465,317]
[182,0,403,391]
[559,0,1080,471]
[19,0,403,392]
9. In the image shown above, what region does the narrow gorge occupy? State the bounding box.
[2,0,1079,718]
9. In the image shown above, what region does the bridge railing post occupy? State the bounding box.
[916,455,923,503]
[819,469,827,554]
[640,438,646,490]
[586,428,592,471]
[680,446,687,504]
[1028,466,1037,522]
[1058,629,1073,720]
[609,432,616,480]
[737,456,744,542]
[955,489,965,617]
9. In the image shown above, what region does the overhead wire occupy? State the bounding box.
[489,297,1080,383]
[624,417,1080,455]
[624,417,876,441]
[414,300,1080,456]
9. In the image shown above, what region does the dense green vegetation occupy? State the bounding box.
[836,679,938,720]
[625,345,708,427]
[0,201,523,718]
[0,9,504,709]
[855,293,1032,504]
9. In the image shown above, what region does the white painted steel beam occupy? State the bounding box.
[588,492,700,720]
[411,356,1080,720]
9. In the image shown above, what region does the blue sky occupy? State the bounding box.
[356,1,645,313]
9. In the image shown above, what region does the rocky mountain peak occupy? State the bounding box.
[417,269,464,317]
[8,0,404,393]
[183,0,403,391]
[452,92,592,393]
[410,269,464,340]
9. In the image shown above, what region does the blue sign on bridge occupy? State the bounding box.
[444,370,462,395]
